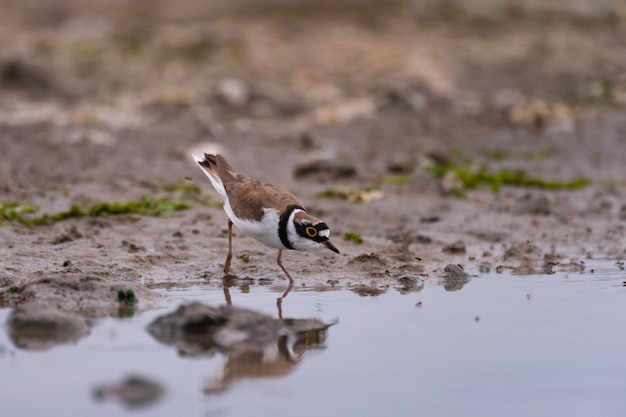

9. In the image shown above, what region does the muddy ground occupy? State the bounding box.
[1,0,625,318]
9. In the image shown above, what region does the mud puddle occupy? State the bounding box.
[1,262,625,417]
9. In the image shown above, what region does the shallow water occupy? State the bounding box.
[1,262,625,417]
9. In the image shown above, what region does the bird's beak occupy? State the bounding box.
[324,240,340,254]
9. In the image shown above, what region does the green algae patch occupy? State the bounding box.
[482,148,553,161]
[344,232,364,244]
[117,289,138,305]
[383,175,414,185]
[0,197,190,227]
[165,183,222,206]
[0,202,40,226]
[314,185,383,203]
[430,163,589,197]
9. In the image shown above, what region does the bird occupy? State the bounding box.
[192,153,339,283]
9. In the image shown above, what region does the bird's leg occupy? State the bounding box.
[224,220,233,274]
[223,285,232,306]
[276,283,294,319]
[276,249,294,284]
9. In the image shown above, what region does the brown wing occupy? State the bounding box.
[217,155,303,222]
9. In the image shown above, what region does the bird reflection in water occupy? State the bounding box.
[222,275,294,319]
[203,317,329,395]
[147,300,335,396]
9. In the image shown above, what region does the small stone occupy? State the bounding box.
[93,375,165,409]
[1,59,50,92]
[414,234,432,244]
[386,153,416,174]
[299,132,318,150]
[121,240,145,253]
[312,97,377,125]
[396,276,422,293]
[293,160,357,181]
[441,264,471,291]
[440,171,464,194]
[560,260,585,273]
[351,285,385,297]
[468,229,507,242]
[442,240,466,254]
[442,264,470,279]
[420,215,441,224]
[7,304,89,350]
[397,276,418,285]
[348,253,387,266]
[514,195,551,216]
[215,78,249,108]
[503,242,541,260]
[51,226,83,245]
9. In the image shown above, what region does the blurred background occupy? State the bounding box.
[1,0,625,200]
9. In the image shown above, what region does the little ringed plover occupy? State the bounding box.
[193,153,339,283]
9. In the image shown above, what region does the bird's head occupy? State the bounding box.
[292,212,339,253]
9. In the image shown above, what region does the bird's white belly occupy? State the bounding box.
[223,199,284,249]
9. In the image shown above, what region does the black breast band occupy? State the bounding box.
[278,205,304,250]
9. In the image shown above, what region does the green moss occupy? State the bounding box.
[165,184,201,195]
[315,188,338,198]
[238,252,250,263]
[0,197,190,227]
[482,148,552,161]
[430,163,589,196]
[0,202,40,226]
[383,175,414,185]
[112,28,153,56]
[166,183,221,206]
[69,40,107,63]
[9,286,20,294]
[117,289,137,305]
[344,232,364,244]
[156,39,219,63]
[87,197,189,217]
[315,185,381,199]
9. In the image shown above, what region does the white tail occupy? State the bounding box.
[192,154,227,200]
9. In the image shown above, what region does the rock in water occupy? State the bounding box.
[7,304,89,350]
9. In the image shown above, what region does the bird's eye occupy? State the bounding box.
[305,226,318,237]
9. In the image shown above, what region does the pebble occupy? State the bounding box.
[348,252,387,266]
[7,304,89,350]
[442,264,470,279]
[215,78,249,108]
[93,375,165,409]
[1,59,50,93]
[503,242,542,260]
[442,240,466,254]
[293,160,357,181]
[468,229,508,242]
[514,195,551,216]
[386,153,416,174]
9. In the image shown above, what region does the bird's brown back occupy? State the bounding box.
[216,155,304,221]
